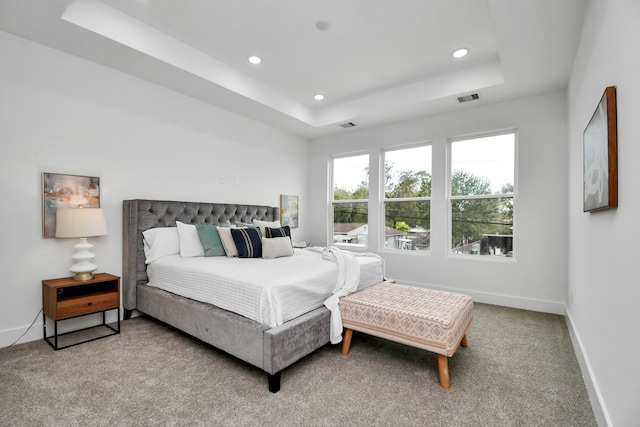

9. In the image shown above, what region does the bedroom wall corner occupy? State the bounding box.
[0,30,310,348]
[566,0,640,425]
[308,90,569,315]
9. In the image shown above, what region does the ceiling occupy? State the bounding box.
[0,0,587,139]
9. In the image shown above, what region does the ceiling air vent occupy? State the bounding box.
[339,122,356,128]
[457,93,480,103]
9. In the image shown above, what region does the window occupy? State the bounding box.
[449,133,515,257]
[331,154,369,247]
[383,145,432,251]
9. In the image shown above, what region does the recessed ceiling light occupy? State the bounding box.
[248,56,262,64]
[314,94,324,101]
[452,48,469,58]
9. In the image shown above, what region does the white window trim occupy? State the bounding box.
[449,193,514,201]
[446,129,518,262]
[329,152,371,249]
[380,142,432,255]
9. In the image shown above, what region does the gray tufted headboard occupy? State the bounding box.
[122,199,279,311]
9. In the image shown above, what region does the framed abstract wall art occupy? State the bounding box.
[42,172,101,237]
[583,86,618,212]
[280,195,299,228]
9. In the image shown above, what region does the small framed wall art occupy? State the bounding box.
[583,86,618,212]
[42,172,101,237]
[280,195,299,228]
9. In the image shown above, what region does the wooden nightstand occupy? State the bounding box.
[42,273,120,350]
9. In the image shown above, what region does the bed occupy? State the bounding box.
[122,199,384,392]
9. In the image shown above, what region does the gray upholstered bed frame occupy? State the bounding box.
[122,199,331,392]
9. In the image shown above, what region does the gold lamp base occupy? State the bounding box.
[72,271,94,281]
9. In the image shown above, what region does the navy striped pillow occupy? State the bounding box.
[230,228,262,258]
[265,226,291,239]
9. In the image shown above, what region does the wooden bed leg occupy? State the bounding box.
[124,309,133,320]
[341,328,353,355]
[437,354,451,389]
[268,372,281,393]
[460,334,468,348]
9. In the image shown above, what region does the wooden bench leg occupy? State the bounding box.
[437,354,450,389]
[460,334,468,348]
[341,328,353,355]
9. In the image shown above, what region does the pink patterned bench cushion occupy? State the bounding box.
[339,283,473,357]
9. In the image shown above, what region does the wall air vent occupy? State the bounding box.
[339,122,356,128]
[457,93,480,103]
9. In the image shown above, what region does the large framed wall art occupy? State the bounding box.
[583,86,618,212]
[42,172,101,237]
[280,195,299,228]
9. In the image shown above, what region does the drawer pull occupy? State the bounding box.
[88,302,93,306]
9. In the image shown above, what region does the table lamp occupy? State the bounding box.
[55,206,108,281]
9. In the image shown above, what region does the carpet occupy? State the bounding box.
[0,303,596,426]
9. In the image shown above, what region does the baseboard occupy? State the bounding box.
[0,309,123,349]
[397,280,566,315]
[0,320,44,348]
[565,310,611,427]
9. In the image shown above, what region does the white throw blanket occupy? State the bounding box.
[309,246,384,344]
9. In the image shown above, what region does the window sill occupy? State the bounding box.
[448,253,516,263]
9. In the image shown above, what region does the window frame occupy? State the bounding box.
[447,130,517,261]
[380,142,432,254]
[329,152,371,249]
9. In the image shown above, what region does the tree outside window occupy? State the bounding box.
[383,145,431,251]
[450,133,515,257]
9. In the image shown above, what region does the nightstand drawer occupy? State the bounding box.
[57,292,119,319]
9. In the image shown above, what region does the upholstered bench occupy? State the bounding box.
[339,283,473,389]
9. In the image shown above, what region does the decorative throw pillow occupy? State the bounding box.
[252,219,281,237]
[195,222,231,257]
[262,237,293,259]
[231,228,262,258]
[142,227,180,264]
[176,221,205,257]
[234,221,255,228]
[217,226,241,257]
[265,225,291,239]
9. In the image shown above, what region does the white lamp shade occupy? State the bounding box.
[55,207,108,238]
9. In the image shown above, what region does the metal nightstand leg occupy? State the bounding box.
[43,308,120,351]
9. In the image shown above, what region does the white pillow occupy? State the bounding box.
[252,219,281,237]
[176,221,205,257]
[142,227,180,264]
[217,226,241,257]
[262,236,294,259]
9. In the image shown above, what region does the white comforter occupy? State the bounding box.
[146,248,384,328]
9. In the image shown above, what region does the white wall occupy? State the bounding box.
[0,31,309,346]
[308,91,569,314]
[4,3,638,422]
[567,0,640,425]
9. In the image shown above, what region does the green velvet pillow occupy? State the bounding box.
[196,221,231,257]
[234,221,255,228]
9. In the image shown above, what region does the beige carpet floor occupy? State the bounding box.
[0,303,596,426]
